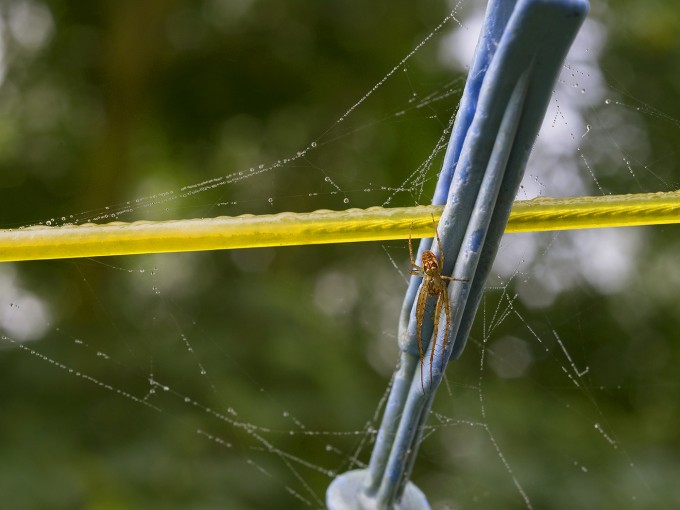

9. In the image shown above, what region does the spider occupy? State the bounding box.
[409,218,466,390]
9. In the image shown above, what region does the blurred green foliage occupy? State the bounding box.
[1,0,680,509]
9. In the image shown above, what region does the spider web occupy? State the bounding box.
[1,1,680,508]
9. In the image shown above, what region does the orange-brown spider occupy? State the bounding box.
[409,220,466,390]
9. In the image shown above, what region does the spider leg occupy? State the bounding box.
[431,217,468,284]
[408,222,416,267]
[432,215,468,284]
[441,274,468,282]
[431,291,444,387]
[415,283,429,392]
[439,288,451,374]
[431,216,458,376]
[432,214,446,270]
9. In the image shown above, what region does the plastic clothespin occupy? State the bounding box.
[328,1,589,508]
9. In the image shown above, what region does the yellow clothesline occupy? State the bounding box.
[1,191,680,262]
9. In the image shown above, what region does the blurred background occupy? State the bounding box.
[1,0,679,508]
